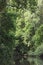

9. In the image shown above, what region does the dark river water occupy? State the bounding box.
[18,57,43,65]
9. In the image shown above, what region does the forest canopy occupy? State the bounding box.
[0,0,43,65]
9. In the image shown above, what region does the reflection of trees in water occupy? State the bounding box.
[27,57,36,65]
[35,58,43,65]
[13,43,30,65]
[13,55,43,65]
[20,59,30,65]
[30,61,35,65]
[13,43,43,65]
[13,41,43,65]
[27,58,43,65]
[14,58,30,65]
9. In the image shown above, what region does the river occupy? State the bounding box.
[16,57,43,65]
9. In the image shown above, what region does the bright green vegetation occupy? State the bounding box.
[0,0,43,65]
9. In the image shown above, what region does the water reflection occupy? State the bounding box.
[20,57,43,65]
[13,56,43,65]
[28,58,43,65]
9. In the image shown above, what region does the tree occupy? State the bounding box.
[0,0,43,65]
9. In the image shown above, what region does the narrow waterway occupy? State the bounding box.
[13,57,43,65]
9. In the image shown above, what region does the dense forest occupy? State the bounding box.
[0,0,43,65]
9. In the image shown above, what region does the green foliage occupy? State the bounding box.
[29,0,37,12]
[0,0,43,65]
[0,47,12,65]
[35,44,43,55]
[1,13,16,47]
[32,25,43,48]
[12,0,27,9]
[0,0,6,11]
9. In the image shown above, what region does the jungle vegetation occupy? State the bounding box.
[0,0,43,65]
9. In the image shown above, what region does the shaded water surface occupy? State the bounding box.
[14,57,43,65]
[27,57,43,65]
